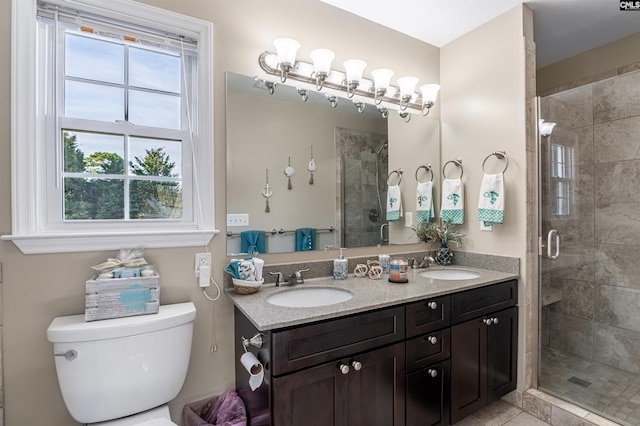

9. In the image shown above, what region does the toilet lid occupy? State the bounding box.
[135,419,176,426]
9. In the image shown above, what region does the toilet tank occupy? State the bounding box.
[47,302,196,424]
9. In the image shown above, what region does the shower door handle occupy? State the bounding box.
[546,229,559,260]
[380,223,389,243]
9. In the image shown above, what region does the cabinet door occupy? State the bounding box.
[272,361,348,426]
[406,359,450,426]
[450,317,487,424]
[272,342,405,426]
[347,342,405,426]
[487,306,518,403]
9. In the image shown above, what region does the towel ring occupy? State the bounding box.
[387,169,403,186]
[415,164,433,183]
[442,158,463,179]
[482,150,509,174]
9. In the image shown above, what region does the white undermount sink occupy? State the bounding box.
[267,287,354,308]
[419,268,481,280]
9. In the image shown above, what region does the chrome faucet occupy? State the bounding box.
[270,268,310,286]
[408,258,417,269]
[418,255,436,268]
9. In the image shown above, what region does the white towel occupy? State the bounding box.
[416,181,434,224]
[386,185,402,221]
[440,178,464,224]
[477,173,504,225]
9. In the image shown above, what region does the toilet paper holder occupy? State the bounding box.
[241,333,263,352]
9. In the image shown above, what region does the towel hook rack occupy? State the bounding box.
[415,164,433,183]
[387,168,403,186]
[442,158,463,179]
[482,150,509,174]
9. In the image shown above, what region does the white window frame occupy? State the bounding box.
[5,0,218,254]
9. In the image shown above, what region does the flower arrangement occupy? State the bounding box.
[412,219,464,247]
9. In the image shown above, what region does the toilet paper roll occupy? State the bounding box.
[240,351,264,391]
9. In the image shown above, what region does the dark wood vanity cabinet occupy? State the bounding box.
[234,278,518,426]
[449,280,518,424]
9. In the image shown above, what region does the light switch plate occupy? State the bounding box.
[480,222,493,231]
[227,213,249,227]
[404,212,413,228]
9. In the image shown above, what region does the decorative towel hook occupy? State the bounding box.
[442,158,463,179]
[482,150,509,174]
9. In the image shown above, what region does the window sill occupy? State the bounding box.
[2,229,220,254]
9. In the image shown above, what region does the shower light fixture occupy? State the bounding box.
[259,39,440,116]
[539,119,557,136]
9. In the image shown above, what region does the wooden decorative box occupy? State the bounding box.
[85,275,160,321]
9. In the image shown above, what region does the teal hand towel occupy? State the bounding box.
[241,230,265,255]
[295,228,317,251]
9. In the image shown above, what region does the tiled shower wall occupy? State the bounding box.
[540,69,640,375]
[336,127,388,248]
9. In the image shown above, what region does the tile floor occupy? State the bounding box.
[454,400,548,426]
[540,346,639,425]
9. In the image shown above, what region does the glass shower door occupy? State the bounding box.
[538,72,640,425]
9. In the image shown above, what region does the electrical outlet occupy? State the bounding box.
[227,213,249,227]
[194,252,211,275]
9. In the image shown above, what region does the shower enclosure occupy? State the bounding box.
[538,69,640,425]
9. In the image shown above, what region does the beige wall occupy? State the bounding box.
[440,4,534,390]
[0,1,444,424]
[537,32,640,94]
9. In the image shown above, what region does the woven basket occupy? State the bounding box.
[232,278,263,295]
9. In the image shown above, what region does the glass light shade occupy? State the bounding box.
[420,84,440,104]
[310,48,335,75]
[397,76,419,98]
[273,38,300,66]
[371,68,394,91]
[343,59,367,83]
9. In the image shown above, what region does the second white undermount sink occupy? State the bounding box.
[419,268,481,280]
[267,287,353,308]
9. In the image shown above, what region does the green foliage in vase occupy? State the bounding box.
[412,219,465,246]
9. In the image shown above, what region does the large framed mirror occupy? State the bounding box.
[226,72,440,255]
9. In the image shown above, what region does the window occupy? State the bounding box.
[5,0,217,253]
[549,142,574,216]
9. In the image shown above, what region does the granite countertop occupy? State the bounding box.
[226,266,518,331]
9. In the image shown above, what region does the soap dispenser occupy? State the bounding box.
[333,248,348,280]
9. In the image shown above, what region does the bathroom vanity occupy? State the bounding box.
[230,266,518,426]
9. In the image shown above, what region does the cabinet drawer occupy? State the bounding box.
[451,280,517,325]
[271,306,405,376]
[406,295,450,338]
[406,328,450,372]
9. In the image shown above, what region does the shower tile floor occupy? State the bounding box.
[540,346,640,425]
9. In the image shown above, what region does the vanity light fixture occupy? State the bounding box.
[326,94,338,108]
[353,100,365,113]
[420,84,440,116]
[259,40,440,115]
[377,106,390,119]
[309,48,335,90]
[343,59,367,98]
[397,76,419,111]
[273,38,300,83]
[371,68,394,105]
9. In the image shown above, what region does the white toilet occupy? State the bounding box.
[46,302,196,425]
